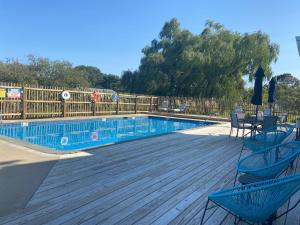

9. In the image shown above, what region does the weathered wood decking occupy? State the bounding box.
[0,123,299,225]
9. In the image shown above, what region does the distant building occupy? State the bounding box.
[297,36,300,56]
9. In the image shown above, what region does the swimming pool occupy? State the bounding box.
[0,116,214,152]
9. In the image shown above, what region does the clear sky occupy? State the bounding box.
[0,0,299,78]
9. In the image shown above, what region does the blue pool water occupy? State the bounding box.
[0,116,214,151]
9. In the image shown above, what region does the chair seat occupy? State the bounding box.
[238,174,267,185]
[239,123,253,129]
[169,108,182,112]
[158,107,168,111]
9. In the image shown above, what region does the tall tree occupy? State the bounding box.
[121,18,279,100]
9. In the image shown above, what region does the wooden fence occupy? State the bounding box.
[1,82,299,122]
[0,83,159,120]
[159,97,300,122]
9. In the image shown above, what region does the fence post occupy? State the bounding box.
[149,97,153,112]
[135,96,138,114]
[92,101,96,116]
[62,99,67,117]
[22,85,27,119]
[116,97,119,115]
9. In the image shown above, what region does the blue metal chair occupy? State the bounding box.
[236,125,294,164]
[200,174,300,225]
[244,125,294,153]
[237,141,300,179]
[234,127,295,185]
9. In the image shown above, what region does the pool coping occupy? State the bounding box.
[0,114,225,155]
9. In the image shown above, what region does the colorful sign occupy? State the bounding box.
[7,88,21,99]
[0,88,6,98]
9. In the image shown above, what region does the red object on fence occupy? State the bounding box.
[91,91,101,103]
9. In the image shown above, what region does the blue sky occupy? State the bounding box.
[0,0,299,78]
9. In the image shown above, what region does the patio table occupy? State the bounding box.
[238,115,263,136]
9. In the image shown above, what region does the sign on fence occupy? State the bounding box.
[7,88,22,99]
[0,88,6,98]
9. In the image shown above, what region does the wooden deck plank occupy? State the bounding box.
[46,151,237,225]
[0,123,259,225]
[29,134,227,207]
[37,126,226,188]
[7,134,234,224]
[79,149,238,225]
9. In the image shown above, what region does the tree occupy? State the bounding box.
[121,18,279,100]
[0,55,121,90]
[276,73,300,87]
[74,65,104,87]
[0,58,37,84]
[100,74,122,90]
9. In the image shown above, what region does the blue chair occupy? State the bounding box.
[243,125,294,153]
[200,174,300,225]
[237,141,300,179]
[236,125,294,164]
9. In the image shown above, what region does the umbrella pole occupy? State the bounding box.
[255,105,258,121]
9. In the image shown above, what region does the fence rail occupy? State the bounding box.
[159,96,300,122]
[0,83,158,120]
[0,82,299,122]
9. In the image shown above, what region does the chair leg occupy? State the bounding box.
[242,128,245,138]
[236,128,239,138]
[229,127,233,138]
[237,144,245,162]
[233,170,239,186]
[264,211,276,225]
[200,200,210,225]
[234,216,238,225]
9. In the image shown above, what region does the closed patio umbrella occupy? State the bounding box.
[251,66,265,120]
[268,77,277,115]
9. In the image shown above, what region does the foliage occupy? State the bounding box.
[121,18,279,101]
[0,55,122,90]
[0,18,290,104]
[274,73,300,108]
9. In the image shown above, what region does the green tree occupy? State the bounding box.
[121,18,279,100]
[74,65,104,87]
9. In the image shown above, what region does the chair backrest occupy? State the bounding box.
[179,102,187,110]
[234,105,243,113]
[263,108,271,116]
[257,111,264,120]
[231,113,239,128]
[262,115,278,131]
[244,125,294,152]
[279,112,288,123]
[208,174,300,223]
[236,112,245,120]
[160,100,169,108]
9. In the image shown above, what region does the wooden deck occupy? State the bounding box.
[0,123,299,225]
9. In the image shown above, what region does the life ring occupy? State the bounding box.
[61,91,71,100]
[60,137,68,145]
[91,91,101,103]
[91,132,98,141]
[112,94,118,102]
